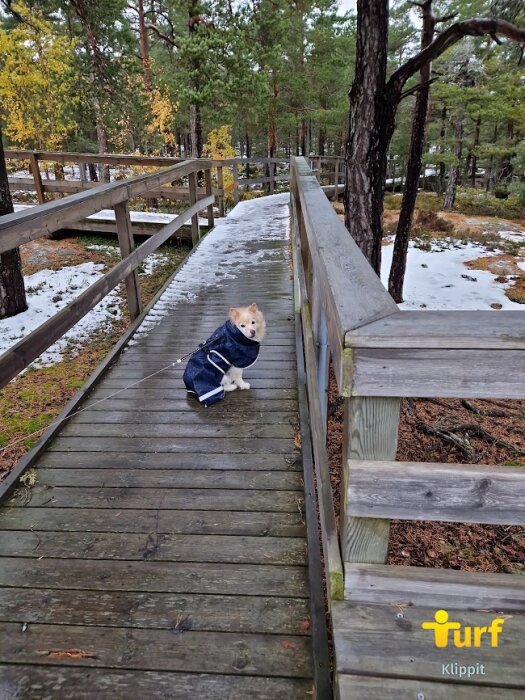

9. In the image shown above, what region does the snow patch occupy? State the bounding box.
[0,263,122,367]
[381,240,523,310]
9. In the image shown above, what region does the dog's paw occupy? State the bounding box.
[223,382,237,392]
[238,381,250,390]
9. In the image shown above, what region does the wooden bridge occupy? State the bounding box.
[0,155,524,699]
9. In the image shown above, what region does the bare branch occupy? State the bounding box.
[400,76,439,100]
[146,23,178,49]
[387,18,525,100]
[435,13,457,24]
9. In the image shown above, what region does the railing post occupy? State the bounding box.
[217,165,225,216]
[317,309,329,424]
[114,200,142,321]
[341,396,401,565]
[204,168,214,229]
[269,161,275,195]
[232,161,240,206]
[29,153,45,204]
[315,156,321,182]
[78,160,87,186]
[332,158,339,202]
[188,170,200,245]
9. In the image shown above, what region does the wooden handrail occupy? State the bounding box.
[289,154,525,583]
[0,159,214,387]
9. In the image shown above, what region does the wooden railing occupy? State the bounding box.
[0,159,214,388]
[307,155,344,199]
[5,150,290,214]
[289,156,525,606]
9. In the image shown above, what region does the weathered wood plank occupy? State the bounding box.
[336,674,525,700]
[352,348,525,399]
[35,467,302,490]
[47,437,296,454]
[70,410,297,424]
[0,531,307,565]
[347,310,525,350]
[35,451,301,471]
[332,601,525,687]
[343,564,525,611]
[7,486,304,511]
[347,459,525,525]
[0,622,312,678]
[0,558,309,597]
[0,507,306,536]
[0,588,310,634]
[59,421,295,439]
[72,399,299,413]
[0,666,314,699]
[341,397,400,565]
[86,387,298,400]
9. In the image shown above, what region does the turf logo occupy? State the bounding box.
[421,609,505,648]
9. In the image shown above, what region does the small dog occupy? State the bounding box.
[183,303,266,406]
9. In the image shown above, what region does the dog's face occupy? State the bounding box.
[229,303,266,341]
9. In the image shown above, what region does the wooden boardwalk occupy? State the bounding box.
[0,194,319,698]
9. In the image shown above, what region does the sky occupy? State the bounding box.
[337,0,357,13]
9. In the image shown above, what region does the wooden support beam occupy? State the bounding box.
[188,171,200,245]
[216,165,225,216]
[341,396,401,565]
[28,153,45,204]
[332,159,339,202]
[114,201,142,321]
[204,168,214,228]
[232,162,240,206]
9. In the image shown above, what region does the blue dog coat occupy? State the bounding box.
[183,320,260,406]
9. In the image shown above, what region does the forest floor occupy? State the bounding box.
[0,233,191,479]
[330,202,525,572]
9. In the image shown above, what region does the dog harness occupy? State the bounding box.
[183,320,260,406]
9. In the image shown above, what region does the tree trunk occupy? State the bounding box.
[499,120,514,183]
[188,2,203,159]
[300,119,307,156]
[389,0,435,302]
[443,108,464,209]
[0,130,27,319]
[344,0,391,274]
[318,127,326,156]
[137,0,153,93]
[469,115,481,187]
[94,96,110,182]
[437,105,447,195]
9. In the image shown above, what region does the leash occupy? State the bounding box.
[0,338,217,456]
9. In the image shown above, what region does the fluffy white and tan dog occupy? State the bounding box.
[183,303,266,406]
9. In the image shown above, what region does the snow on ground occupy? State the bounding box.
[0,263,122,367]
[83,243,170,275]
[381,239,525,310]
[127,193,290,345]
[496,229,525,243]
[14,204,209,227]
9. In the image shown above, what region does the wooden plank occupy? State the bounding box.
[0,622,312,678]
[205,167,214,228]
[233,161,240,205]
[347,310,525,350]
[0,588,310,634]
[352,348,525,399]
[0,193,214,387]
[332,601,525,688]
[8,486,304,511]
[341,397,400,565]
[114,200,142,321]
[35,451,301,471]
[0,558,309,597]
[0,507,306,536]
[347,459,525,525]
[336,674,525,700]
[0,531,307,565]
[35,468,302,489]
[59,422,295,439]
[69,409,297,424]
[46,437,296,454]
[0,666,313,700]
[344,564,525,611]
[86,388,297,401]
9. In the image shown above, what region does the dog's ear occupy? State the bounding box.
[248,303,258,312]
[229,307,239,321]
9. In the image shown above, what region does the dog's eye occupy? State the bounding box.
[251,321,255,325]
[241,324,245,327]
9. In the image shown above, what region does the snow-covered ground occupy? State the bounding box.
[14,204,209,227]
[0,249,171,368]
[0,263,122,366]
[381,237,525,310]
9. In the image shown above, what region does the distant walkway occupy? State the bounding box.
[0,194,316,698]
